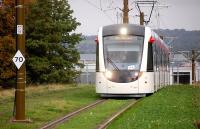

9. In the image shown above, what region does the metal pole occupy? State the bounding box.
[123,0,129,24]
[192,50,196,84]
[176,65,178,84]
[14,0,26,121]
[177,65,179,84]
[116,12,119,24]
[140,12,144,25]
[86,64,88,84]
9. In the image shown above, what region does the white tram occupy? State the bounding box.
[95,24,170,97]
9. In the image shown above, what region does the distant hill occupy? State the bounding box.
[155,29,200,51]
[77,36,96,54]
[77,29,200,54]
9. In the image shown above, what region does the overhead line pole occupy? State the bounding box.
[140,12,144,25]
[123,0,129,24]
[13,0,26,122]
[192,50,196,84]
[136,0,168,25]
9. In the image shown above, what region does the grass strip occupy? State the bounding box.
[107,85,200,129]
[56,99,132,129]
[0,84,98,129]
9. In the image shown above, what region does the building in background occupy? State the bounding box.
[170,52,200,85]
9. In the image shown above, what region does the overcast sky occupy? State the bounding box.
[68,0,200,35]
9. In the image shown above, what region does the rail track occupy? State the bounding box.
[96,99,137,129]
[39,99,107,129]
[39,99,138,129]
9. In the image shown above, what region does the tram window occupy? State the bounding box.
[103,35,144,71]
[157,48,160,67]
[96,40,99,72]
[160,51,162,70]
[155,43,158,70]
[147,43,153,72]
[161,51,163,67]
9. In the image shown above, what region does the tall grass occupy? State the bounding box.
[0,84,98,129]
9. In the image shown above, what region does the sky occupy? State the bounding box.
[68,0,200,35]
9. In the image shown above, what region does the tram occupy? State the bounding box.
[95,24,170,97]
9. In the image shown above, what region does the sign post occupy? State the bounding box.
[12,0,26,121]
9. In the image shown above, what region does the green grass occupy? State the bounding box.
[0,84,98,129]
[1,85,199,129]
[107,85,200,129]
[56,99,133,129]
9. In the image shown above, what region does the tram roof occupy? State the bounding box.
[102,24,145,36]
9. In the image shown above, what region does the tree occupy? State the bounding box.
[0,0,16,87]
[26,0,83,84]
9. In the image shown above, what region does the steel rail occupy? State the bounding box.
[39,99,106,129]
[96,99,137,129]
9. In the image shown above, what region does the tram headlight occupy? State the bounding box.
[105,71,112,79]
[134,72,139,77]
[120,27,127,35]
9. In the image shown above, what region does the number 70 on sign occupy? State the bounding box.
[14,57,24,62]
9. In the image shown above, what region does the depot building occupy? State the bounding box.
[170,53,200,84]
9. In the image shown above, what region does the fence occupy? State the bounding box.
[76,64,96,84]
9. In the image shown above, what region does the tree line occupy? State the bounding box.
[0,0,83,88]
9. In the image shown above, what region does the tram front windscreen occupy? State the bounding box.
[103,35,144,83]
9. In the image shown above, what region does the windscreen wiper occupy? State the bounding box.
[107,57,120,71]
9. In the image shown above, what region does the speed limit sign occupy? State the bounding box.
[12,50,25,69]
